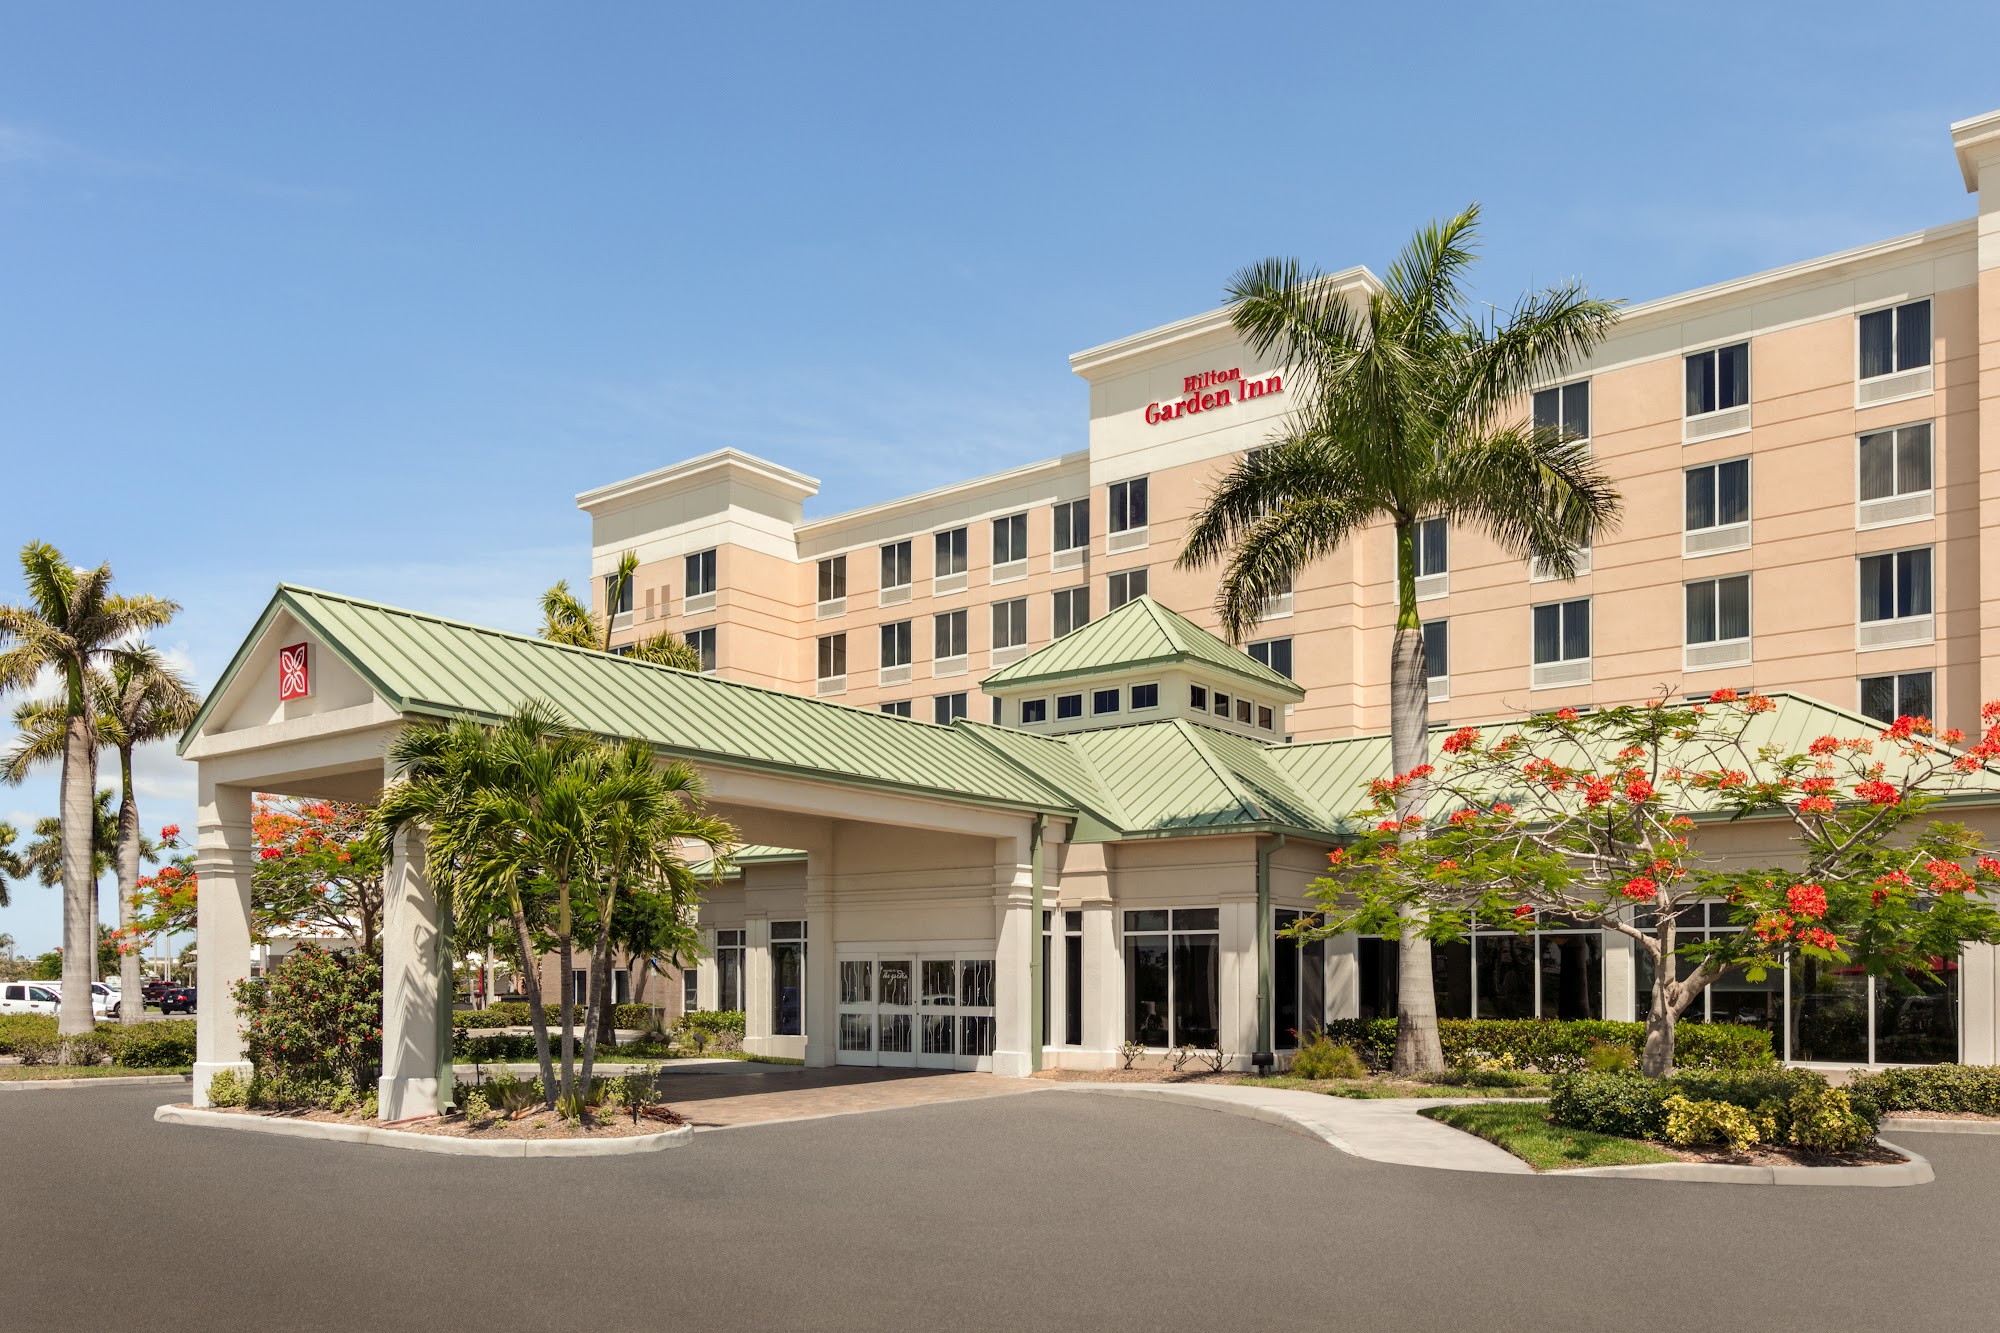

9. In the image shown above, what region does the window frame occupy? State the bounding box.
[1856,422,1934,528]
[934,608,969,665]
[1532,379,1591,444]
[1053,498,1090,553]
[1053,586,1089,638]
[1122,907,1221,1050]
[684,548,718,600]
[815,632,847,685]
[683,627,717,673]
[1247,636,1293,680]
[1107,568,1148,611]
[991,597,1029,653]
[934,527,969,579]
[880,540,913,591]
[1857,298,1932,381]
[1684,342,1751,419]
[932,692,967,726]
[816,555,847,605]
[880,619,912,669]
[1857,547,1933,624]
[1108,477,1149,535]
[992,512,1029,571]
[1684,573,1752,648]
[1859,670,1935,725]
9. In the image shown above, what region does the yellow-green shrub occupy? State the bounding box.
[1290,1035,1365,1080]
[1662,1093,1770,1153]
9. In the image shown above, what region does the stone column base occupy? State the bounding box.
[991,1048,1033,1078]
[191,1061,253,1107]
[377,1075,440,1122]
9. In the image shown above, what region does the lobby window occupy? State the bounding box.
[1021,698,1048,724]
[881,540,913,591]
[935,527,968,578]
[879,700,913,718]
[1859,299,1931,379]
[1685,342,1749,418]
[1054,498,1089,553]
[1248,636,1293,679]
[1858,548,1931,624]
[1858,423,1933,526]
[816,555,846,606]
[1685,457,1750,548]
[1057,693,1083,720]
[1273,909,1326,1049]
[1053,586,1089,637]
[1108,568,1148,611]
[992,598,1028,654]
[688,624,720,668]
[685,548,718,598]
[1092,687,1120,716]
[1189,684,1208,710]
[1130,682,1159,710]
[1532,379,1591,442]
[933,692,968,725]
[1360,912,1600,1023]
[683,967,698,1014]
[1416,517,1448,579]
[771,921,806,1037]
[1108,477,1149,534]
[715,929,745,1012]
[815,633,846,685]
[1123,908,1220,1049]
[1531,598,1590,687]
[935,609,968,662]
[992,513,1028,570]
[880,619,912,669]
[1860,671,1934,725]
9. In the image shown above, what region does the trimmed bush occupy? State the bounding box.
[1781,1086,1874,1153]
[60,1032,115,1067]
[114,1020,196,1068]
[1552,1066,1881,1144]
[0,1013,58,1055]
[12,1032,63,1066]
[1848,1064,2000,1117]
[234,943,383,1094]
[206,1069,247,1107]
[1549,1071,1673,1138]
[1319,1017,1774,1073]
[1663,1094,1767,1152]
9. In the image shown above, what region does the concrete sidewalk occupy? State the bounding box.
[1053,1082,1533,1174]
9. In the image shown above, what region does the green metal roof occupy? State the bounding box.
[979,595,1304,698]
[184,586,1074,816]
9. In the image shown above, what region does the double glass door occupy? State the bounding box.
[838,953,995,1071]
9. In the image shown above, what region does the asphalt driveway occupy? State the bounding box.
[6,1085,1996,1331]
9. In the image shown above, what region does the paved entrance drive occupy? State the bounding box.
[600,1059,1045,1128]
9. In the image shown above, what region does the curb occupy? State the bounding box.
[1045,1083,1363,1156]
[0,1074,192,1092]
[1557,1138,1932,1187]
[1880,1117,2000,1135]
[153,1104,694,1157]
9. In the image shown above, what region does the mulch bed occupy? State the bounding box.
[1032,1069,1237,1085]
[1657,1139,1907,1167]
[199,1104,685,1140]
[1884,1110,2000,1122]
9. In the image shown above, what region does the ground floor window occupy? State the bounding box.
[1064,910,1083,1046]
[1358,915,1601,1022]
[683,967,698,1013]
[772,920,806,1036]
[1274,908,1325,1048]
[1124,908,1219,1048]
[715,929,744,1012]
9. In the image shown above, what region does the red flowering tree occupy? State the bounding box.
[1307,691,2000,1077]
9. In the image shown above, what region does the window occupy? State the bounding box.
[715,929,745,1012]
[1189,685,1207,710]
[879,700,912,718]
[1248,637,1293,679]
[992,599,1028,652]
[1858,423,1932,505]
[1021,698,1048,724]
[1057,693,1083,720]
[1860,671,1934,724]
[1235,698,1251,724]
[1130,683,1159,710]
[1685,575,1750,645]
[933,692,967,725]
[1054,498,1089,552]
[880,540,913,590]
[1422,620,1448,680]
[1273,908,1327,1049]
[992,513,1028,567]
[1092,688,1120,715]
[816,633,846,683]
[1532,380,1591,442]
[685,548,717,598]
[880,619,912,668]
[1257,705,1274,730]
[1063,910,1084,1046]
[991,697,1002,724]
[1685,343,1749,417]
[1108,568,1147,611]
[1123,908,1220,1049]
[1635,903,1778,1038]
[1532,599,1590,664]
[1859,299,1931,379]
[934,609,968,660]
[1685,458,1750,532]
[816,555,846,604]
[1108,477,1149,533]
[1416,518,1448,577]
[1213,691,1230,717]
[682,968,698,1012]
[605,573,634,617]
[684,627,716,672]
[1859,548,1932,622]
[1053,586,1089,637]
[771,921,806,1037]
[935,527,968,578]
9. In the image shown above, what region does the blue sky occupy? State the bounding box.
[1,2,1996,954]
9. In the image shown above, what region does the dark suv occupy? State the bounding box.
[158,986,197,1015]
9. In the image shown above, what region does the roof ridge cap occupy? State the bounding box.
[1172,718,1267,823]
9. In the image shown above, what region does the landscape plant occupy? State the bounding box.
[231,943,383,1099]
[540,549,702,669]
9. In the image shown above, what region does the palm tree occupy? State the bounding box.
[0,544,176,1033]
[541,550,703,670]
[0,823,24,907]
[1178,206,1622,1074]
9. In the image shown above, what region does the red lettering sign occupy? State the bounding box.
[1143,367,1283,426]
[278,643,311,701]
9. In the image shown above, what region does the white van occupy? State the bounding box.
[22,981,120,1019]
[0,982,61,1015]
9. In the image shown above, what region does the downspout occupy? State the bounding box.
[1254,832,1287,1073]
[1029,815,1045,1075]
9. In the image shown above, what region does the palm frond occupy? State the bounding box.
[1437,425,1623,574]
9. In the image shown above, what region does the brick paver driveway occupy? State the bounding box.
[652,1061,1045,1127]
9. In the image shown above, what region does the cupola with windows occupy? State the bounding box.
[980,595,1303,739]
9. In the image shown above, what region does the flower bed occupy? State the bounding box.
[196,1100,684,1140]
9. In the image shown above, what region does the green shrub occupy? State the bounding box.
[206,1069,248,1107]
[456,1032,539,1063]
[0,1013,57,1054]
[234,944,382,1094]
[60,1032,114,1066]
[1422,1067,1540,1088]
[450,1007,518,1030]
[1848,1064,2000,1117]
[1781,1086,1875,1153]
[677,1009,746,1036]
[112,1020,197,1068]
[247,1071,349,1110]
[1549,1071,1672,1138]
[1663,1094,1768,1152]
[13,1032,62,1066]
[614,1003,654,1030]
[1319,1017,1775,1073]
[1586,1038,1637,1073]
[1290,1035,1366,1080]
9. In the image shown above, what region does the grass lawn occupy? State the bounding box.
[1421,1101,1677,1171]
[0,1065,191,1081]
[1236,1074,1551,1100]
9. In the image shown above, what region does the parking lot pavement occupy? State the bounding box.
[10,1084,2000,1332]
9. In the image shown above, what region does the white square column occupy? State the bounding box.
[741,914,772,1053]
[192,776,255,1105]
[802,845,837,1069]
[1603,929,1638,1023]
[992,834,1036,1077]
[1325,933,1359,1021]
[377,827,443,1121]
[1220,893,1258,1065]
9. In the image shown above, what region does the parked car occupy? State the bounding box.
[0,982,61,1015]
[141,980,174,1008]
[158,986,197,1015]
[34,981,121,1020]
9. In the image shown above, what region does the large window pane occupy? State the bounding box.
[1717,343,1749,409]
[1475,934,1537,1019]
[1064,933,1083,1045]
[1858,430,1896,501]
[1422,621,1448,679]
[1859,307,1895,379]
[1860,674,1900,723]
[1899,548,1932,617]
[1357,937,1397,1021]
[1533,603,1561,664]
[1562,382,1590,440]
[1685,467,1716,529]
[1899,671,1934,720]
[1172,933,1220,1048]
[1707,961,1781,1034]
[1539,933,1602,1020]
[1274,929,1300,1049]
[1790,959,1868,1063]
[1433,939,1472,1019]
[772,940,805,1037]
[1686,352,1716,417]
[1716,459,1749,525]
[1895,300,1931,372]
[1686,582,1716,644]
[1859,553,1895,622]
[1562,599,1590,661]
[1417,517,1448,575]
[1874,965,1957,1064]
[1125,936,1170,1047]
[1897,424,1933,494]
[1717,575,1750,641]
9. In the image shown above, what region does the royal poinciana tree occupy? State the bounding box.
[1305,691,2000,1077]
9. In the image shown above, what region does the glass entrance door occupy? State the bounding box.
[918,958,957,1070]
[876,957,915,1068]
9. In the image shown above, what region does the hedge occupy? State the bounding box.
[1848,1064,2000,1116]
[1550,1068,1881,1140]
[1316,1017,1774,1074]
[454,1002,736,1031]
[0,1015,196,1067]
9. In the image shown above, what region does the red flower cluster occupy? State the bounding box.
[1708,688,1739,703]
[1754,912,1795,943]
[159,824,181,841]
[1626,778,1655,803]
[1513,904,1533,919]
[1583,776,1615,806]
[1442,727,1481,754]
[1855,780,1900,807]
[1620,875,1658,901]
[1555,707,1581,722]
[1786,883,1827,919]
[1449,809,1478,826]
[1809,736,1842,756]
[259,847,282,861]
[1797,796,1836,815]
[1493,803,1515,816]
[1802,926,1838,951]
[1925,859,1975,895]
[1979,857,2000,878]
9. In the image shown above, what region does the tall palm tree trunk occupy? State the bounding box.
[115,746,143,1024]
[58,714,97,1036]
[1389,522,1445,1075]
[508,902,557,1101]
[556,882,576,1106]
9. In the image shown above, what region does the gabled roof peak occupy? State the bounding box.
[980,595,1304,698]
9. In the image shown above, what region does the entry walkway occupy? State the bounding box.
[1050,1082,1533,1174]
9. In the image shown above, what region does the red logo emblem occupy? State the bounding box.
[278,643,310,701]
